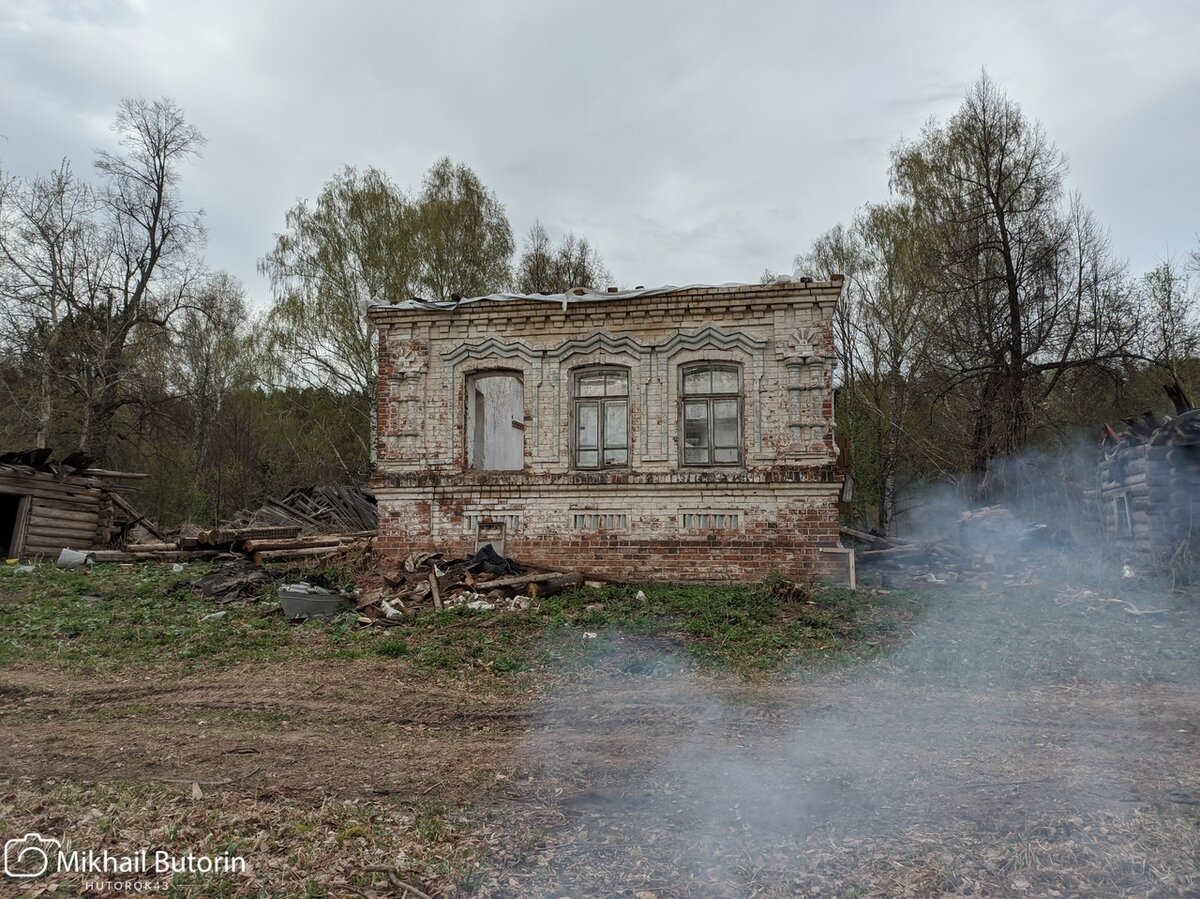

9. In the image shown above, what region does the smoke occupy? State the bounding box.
[486,437,1200,895]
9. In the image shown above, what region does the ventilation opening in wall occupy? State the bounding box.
[476,520,506,556]
[571,512,629,530]
[465,513,520,533]
[680,511,742,530]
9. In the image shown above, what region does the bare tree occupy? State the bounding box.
[891,72,1137,498]
[0,161,91,447]
[79,97,208,457]
[515,219,614,294]
[1139,257,1200,394]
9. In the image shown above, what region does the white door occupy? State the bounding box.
[466,373,524,470]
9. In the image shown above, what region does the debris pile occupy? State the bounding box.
[188,560,276,604]
[356,546,585,623]
[844,506,1057,587]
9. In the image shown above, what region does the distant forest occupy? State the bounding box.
[2,75,1197,533]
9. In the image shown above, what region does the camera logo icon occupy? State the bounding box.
[4,833,61,878]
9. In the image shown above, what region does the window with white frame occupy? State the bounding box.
[681,363,742,465]
[573,368,630,469]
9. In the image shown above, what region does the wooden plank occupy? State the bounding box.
[473,570,565,590]
[9,495,31,557]
[25,529,100,545]
[26,506,100,524]
[110,494,164,541]
[252,545,355,562]
[242,531,376,552]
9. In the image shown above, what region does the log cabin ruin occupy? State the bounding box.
[0,450,148,560]
[1099,401,1200,561]
[368,280,852,582]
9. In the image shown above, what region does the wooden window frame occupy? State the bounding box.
[572,366,631,471]
[680,362,743,467]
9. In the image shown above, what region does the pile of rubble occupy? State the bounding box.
[355,547,584,624]
[845,506,1060,587]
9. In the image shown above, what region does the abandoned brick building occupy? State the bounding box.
[367,279,849,581]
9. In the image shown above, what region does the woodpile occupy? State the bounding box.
[1098,399,1200,560]
[356,548,586,623]
[91,526,376,565]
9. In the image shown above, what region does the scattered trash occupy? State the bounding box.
[380,598,406,620]
[171,562,185,573]
[842,506,1053,588]
[188,561,274,604]
[583,632,598,640]
[13,564,35,574]
[55,548,93,570]
[200,611,229,622]
[635,590,646,602]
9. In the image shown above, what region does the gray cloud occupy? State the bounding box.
[1,0,1197,305]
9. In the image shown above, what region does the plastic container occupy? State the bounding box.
[278,582,350,620]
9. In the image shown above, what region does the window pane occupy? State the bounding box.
[713,399,739,447]
[605,372,628,396]
[683,401,708,464]
[683,368,711,394]
[711,368,739,393]
[713,447,739,464]
[604,401,628,449]
[604,448,628,466]
[577,403,599,449]
[577,374,605,397]
[577,449,598,467]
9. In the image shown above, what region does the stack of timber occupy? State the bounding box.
[91,526,376,564]
[90,485,380,563]
[224,486,377,535]
[0,450,152,560]
[1098,388,1200,559]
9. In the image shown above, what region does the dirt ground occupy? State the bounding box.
[3,583,1200,897]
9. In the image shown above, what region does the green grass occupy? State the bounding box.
[0,562,924,678]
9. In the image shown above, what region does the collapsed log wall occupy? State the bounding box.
[0,466,112,558]
[1099,439,1199,558]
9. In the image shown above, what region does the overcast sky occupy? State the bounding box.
[2,0,1197,305]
